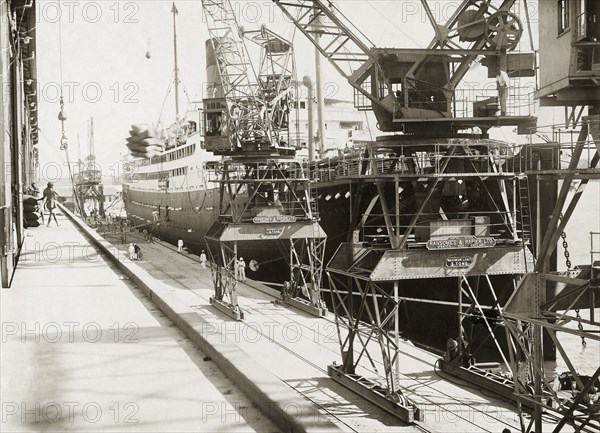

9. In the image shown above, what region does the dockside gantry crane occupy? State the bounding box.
[201,0,327,320]
[273,0,599,429]
[74,117,104,218]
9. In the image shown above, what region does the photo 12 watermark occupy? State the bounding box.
[36,1,140,25]
[2,401,139,425]
[1,81,141,105]
[200,401,332,425]
[199,319,338,346]
[2,321,140,344]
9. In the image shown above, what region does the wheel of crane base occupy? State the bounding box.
[484,11,522,50]
[393,392,408,407]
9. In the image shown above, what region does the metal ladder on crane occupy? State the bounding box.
[517,175,532,244]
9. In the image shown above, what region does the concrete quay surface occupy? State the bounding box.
[1,211,278,432]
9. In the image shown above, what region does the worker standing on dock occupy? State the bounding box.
[29,182,39,196]
[128,243,136,261]
[237,257,246,282]
[134,243,141,260]
[177,239,183,253]
[200,250,207,269]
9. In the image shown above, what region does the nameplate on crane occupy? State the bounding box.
[445,257,473,268]
[265,227,284,236]
[253,215,296,224]
[426,236,496,250]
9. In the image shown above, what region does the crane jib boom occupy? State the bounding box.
[241,25,297,146]
[202,0,273,151]
[273,0,392,109]
[202,0,299,155]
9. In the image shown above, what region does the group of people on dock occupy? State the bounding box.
[128,243,142,261]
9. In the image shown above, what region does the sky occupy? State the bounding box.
[33,0,578,177]
[36,0,536,176]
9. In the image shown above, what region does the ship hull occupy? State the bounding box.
[123,185,290,282]
[313,178,519,356]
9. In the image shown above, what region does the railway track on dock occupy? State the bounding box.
[114,234,521,432]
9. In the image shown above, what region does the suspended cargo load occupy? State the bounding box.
[126,124,166,159]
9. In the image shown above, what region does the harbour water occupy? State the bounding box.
[548,307,599,377]
[548,181,599,379]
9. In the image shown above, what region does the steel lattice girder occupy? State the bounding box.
[501,271,600,432]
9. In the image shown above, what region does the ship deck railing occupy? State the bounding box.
[307,151,518,181]
[306,134,599,182]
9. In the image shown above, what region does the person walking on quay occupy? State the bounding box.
[142,228,148,241]
[134,243,142,260]
[200,250,207,269]
[40,182,59,227]
[237,257,246,282]
[177,239,184,253]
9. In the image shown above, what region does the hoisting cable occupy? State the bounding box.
[156,70,176,127]
[56,1,84,216]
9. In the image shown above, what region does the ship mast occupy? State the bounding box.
[312,9,325,159]
[171,2,180,120]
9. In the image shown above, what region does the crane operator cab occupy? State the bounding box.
[376,4,538,136]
